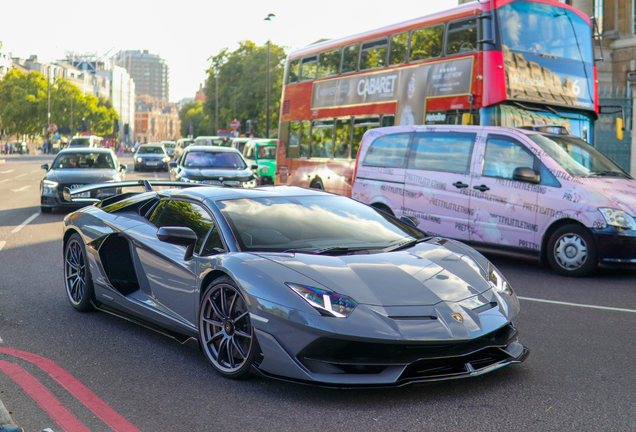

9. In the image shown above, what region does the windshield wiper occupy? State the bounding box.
[587,170,630,178]
[383,237,432,252]
[282,246,372,255]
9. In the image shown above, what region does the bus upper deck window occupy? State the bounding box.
[318,48,342,78]
[410,25,444,61]
[446,19,477,55]
[300,56,318,81]
[288,59,300,84]
[360,39,388,70]
[389,32,408,65]
[342,44,360,74]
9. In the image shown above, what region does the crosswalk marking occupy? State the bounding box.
[11,213,38,234]
[11,185,31,192]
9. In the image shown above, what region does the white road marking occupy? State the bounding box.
[30,169,41,173]
[11,185,31,192]
[14,173,27,179]
[0,241,5,251]
[0,169,14,174]
[518,296,636,313]
[11,213,39,234]
[0,178,9,183]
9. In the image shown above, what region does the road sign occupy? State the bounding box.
[230,119,240,130]
[48,123,57,133]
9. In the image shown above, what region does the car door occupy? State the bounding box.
[128,199,221,327]
[469,132,539,249]
[402,128,478,239]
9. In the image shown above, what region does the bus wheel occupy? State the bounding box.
[547,224,597,277]
[310,179,324,190]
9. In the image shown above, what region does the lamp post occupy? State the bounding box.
[230,86,237,119]
[264,13,275,138]
[212,60,220,135]
[47,66,51,152]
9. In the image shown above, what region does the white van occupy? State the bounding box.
[352,124,636,276]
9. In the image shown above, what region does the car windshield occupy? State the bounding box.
[529,134,626,177]
[217,195,426,252]
[184,151,247,168]
[69,138,91,147]
[138,146,164,154]
[53,152,114,169]
[257,145,277,159]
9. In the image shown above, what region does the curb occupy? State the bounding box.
[0,398,18,428]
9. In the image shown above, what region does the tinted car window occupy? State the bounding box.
[184,151,246,168]
[409,132,475,174]
[257,146,277,159]
[138,146,165,154]
[482,135,534,179]
[149,200,213,253]
[362,132,412,168]
[53,152,114,169]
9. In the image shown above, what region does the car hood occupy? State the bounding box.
[44,169,118,183]
[180,167,254,181]
[574,177,636,215]
[255,241,492,306]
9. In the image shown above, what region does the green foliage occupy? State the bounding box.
[203,40,287,137]
[0,70,119,138]
[179,101,213,137]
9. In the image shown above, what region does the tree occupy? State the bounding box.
[0,69,47,136]
[179,101,212,137]
[203,41,287,137]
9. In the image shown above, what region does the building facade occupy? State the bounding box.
[134,95,181,143]
[114,50,169,102]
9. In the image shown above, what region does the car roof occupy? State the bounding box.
[57,147,113,154]
[163,185,331,203]
[185,145,240,153]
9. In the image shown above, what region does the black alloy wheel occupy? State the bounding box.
[199,276,257,378]
[64,233,95,311]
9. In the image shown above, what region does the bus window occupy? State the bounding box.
[342,44,360,73]
[300,120,311,158]
[352,117,380,159]
[410,25,444,61]
[288,59,300,84]
[311,120,334,158]
[300,56,318,81]
[360,39,388,70]
[289,121,301,147]
[318,48,342,78]
[382,115,395,127]
[335,119,352,159]
[446,19,477,55]
[389,32,408,65]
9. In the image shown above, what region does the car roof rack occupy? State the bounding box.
[518,125,569,135]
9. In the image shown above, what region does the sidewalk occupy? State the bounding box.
[0,399,19,429]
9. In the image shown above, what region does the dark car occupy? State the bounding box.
[134,144,170,171]
[40,148,125,213]
[170,145,258,187]
[62,183,527,386]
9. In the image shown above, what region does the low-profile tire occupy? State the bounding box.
[40,206,52,213]
[310,178,324,190]
[199,276,256,379]
[64,233,95,311]
[547,224,597,277]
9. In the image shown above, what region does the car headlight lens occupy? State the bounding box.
[262,166,269,174]
[162,157,169,162]
[599,208,636,229]
[243,179,258,188]
[286,283,357,318]
[488,263,513,295]
[136,157,142,162]
[42,180,58,193]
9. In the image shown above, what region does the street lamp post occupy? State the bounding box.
[47,66,51,153]
[264,13,275,138]
[230,86,237,119]
[212,60,220,135]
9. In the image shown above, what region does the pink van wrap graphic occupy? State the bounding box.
[352,125,636,257]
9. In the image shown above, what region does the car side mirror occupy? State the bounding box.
[41,164,49,170]
[251,164,259,170]
[169,161,177,169]
[119,164,127,171]
[156,226,198,260]
[513,167,540,184]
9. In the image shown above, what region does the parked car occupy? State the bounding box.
[242,139,277,185]
[169,145,257,187]
[62,182,528,386]
[194,136,231,147]
[161,141,177,158]
[175,138,195,160]
[40,148,125,213]
[352,124,636,277]
[134,144,170,171]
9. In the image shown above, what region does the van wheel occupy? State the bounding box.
[547,224,597,277]
[310,179,324,190]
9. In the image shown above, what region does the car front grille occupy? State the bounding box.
[58,183,87,202]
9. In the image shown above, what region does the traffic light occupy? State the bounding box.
[246,120,251,134]
[113,118,119,134]
[253,120,259,136]
[81,118,87,132]
[124,124,129,135]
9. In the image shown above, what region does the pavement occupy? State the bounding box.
[0,399,19,429]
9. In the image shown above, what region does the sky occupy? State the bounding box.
[3,0,459,103]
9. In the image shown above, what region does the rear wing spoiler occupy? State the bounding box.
[63,180,208,204]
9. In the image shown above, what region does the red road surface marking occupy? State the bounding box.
[0,359,90,432]
[0,347,141,432]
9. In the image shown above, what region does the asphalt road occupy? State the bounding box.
[1,154,636,432]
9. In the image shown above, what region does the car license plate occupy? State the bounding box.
[75,192,91,198]
[147,161,158,166]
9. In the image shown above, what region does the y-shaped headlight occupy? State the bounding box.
[488,263,513,295]
[286,283,357,318]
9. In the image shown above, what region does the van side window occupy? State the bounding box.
[540,163,561,187]
[409,132,475,174]
[482,135,534,179]
[362,133,412,168]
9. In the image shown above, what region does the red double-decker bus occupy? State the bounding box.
[275,0,598,196]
